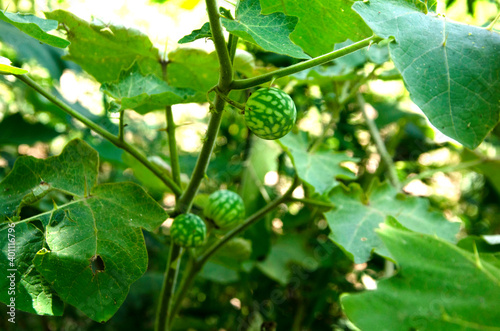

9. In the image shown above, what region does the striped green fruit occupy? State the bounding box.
[205,190,245,229]
[170,213,206,247]
[244,87,296,140]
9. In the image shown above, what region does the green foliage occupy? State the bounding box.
[170,213,207,248]
[353,0,500,149]
[0,10,70,48]
[1,0,499,329]
[244,87,297,140]
[342,225,500,330]
[221,0,310,59]
[326,180,461,263]
[204,190,245,228]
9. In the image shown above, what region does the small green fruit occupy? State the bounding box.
[244,87,296,140]
[205,190,245,229]
[170,213,207,247]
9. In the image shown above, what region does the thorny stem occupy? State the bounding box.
[165,106,182,190]
[15,74,182,196]
[486,10,500,31]
[155,242,180,331]
[357,93,401,190]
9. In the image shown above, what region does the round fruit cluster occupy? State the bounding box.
[170,190,246,248]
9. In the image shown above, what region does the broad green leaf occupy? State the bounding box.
[221,0,310,59]
[326,180,460,263]
[0,113,59,145]
[178,22,211,44]
[260,0,372,57]
[278,132,358,195]
[0,63,28,75]
[166,48,219,98]
[342,226,500,330]
[0,139,97,220]
[44,10,162,83]
[353,0,500,149]
[100,64,198,114]
[0,222,64,315]
[0,139,168,322]
[0,11,70,48]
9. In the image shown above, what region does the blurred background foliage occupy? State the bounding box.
[0,0,499,330]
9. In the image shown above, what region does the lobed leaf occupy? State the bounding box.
[353,0,500,149]
[221,0,310,59]
[44,10,162,83]
[325,180,460,263]
[342,226,500,330]
[0,139,168,322]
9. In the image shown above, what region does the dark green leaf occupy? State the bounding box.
[0,139,168,322]
[178,22,211,44]
[342,226,500,330]
[260,0,372,57]
[0,222,64,315]
[0,113,59,145]
[326,180,460,263]
[353,0,500,148]
[44,10,162,83]
[0,11,70,48]
[221,0,310,59]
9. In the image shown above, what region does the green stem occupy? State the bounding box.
[166,106,181,191]
[15,74,183,196]
[289,197,335,209]
[168,177,300,326]
[230,36,382,90]
[118,111,125,142]
[486,10,500,31]
[155,242,180,331]
[357,93,401,190]
[175,0,236,213]
[401,159,485,187]
[214,86,245,110]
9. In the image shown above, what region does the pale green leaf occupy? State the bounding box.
[100,64,199,114]
[326,180,460,263]
[0,63,28,75]
[0,11,69,48]
[260,0,372,57]
[353,0,500,149]
[278,132,358,195]
[221,0,310,59]
[44,10,162,83]
[342,226,500,331]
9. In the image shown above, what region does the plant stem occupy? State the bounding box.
[230,36,382,90]
[214,86,245,110]
[357,93,401,190]
[15,74,183,195]
[168,177,300,326]
[118,111,125,142]
[166,106,181,191]
[486,10,500,31]
[401,159,485,187]
[155,242,180,331]
[175,0,236,213]
[289,197,335,209]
